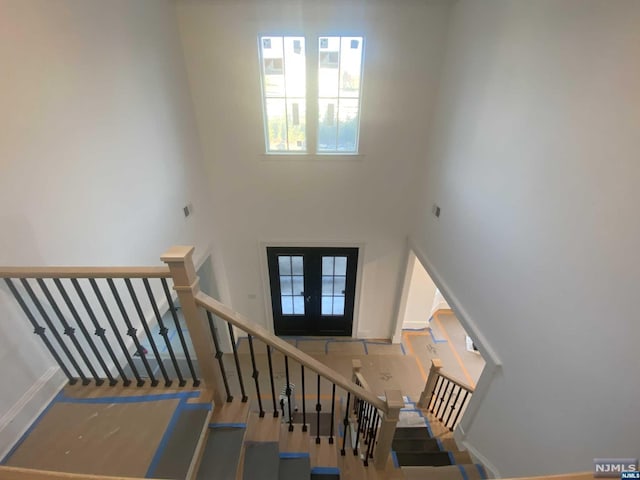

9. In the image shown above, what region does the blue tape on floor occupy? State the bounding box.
[458,465,470,480]
[391,450,399,468]
[448,450,456,465]
[146,396,189,477]
[0,389,65,464]
[311,466,341,475]
[57,390,200,404]
[279,452,310,459]
[423,417,433,437]
[476,464,488,479]
[429,327,448,344]
[436,438,444,451]
[363,340,368,354]
[210,422,247,428]
[400,343,406,355]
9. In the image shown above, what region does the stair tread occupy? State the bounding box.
[196,427,245,480]
[394,451,452,467]
[243,442,279,480]
[279,456,311,480]
[280,423,310,453]
[151,406,210,479]
[245,412,281,442]
[393,427,431,440]
[210,399,250,425]
[392,438,441,453]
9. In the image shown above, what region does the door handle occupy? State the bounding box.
[301,292,312,302]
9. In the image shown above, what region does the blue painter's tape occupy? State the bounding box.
[311,466,341,475]
[363,340,368,354]
[279,452,310,459]
[402,327,428,331]
[448,450,456,465]
[391,450,400,468]
[146,397,188,477]
[429,327,448,344]
[1,389,65,464]
[338,424,343,438]
[210,422,246,429]
[423,417,433,437]
[400,343,406,355]
[476,464,488,479]
[57,390,200,404]
[458,465,470,480]
[436,438,444,451]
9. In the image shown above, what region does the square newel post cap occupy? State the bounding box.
[161,246,196,263]
[384,390,404,411]
[352,359,362,372]
[431,358,443,370]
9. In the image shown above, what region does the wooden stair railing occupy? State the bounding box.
[163,245,402,470]
[418,358,475,431]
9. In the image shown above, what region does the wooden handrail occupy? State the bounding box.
[195,291,388,413]
[0,266,170,279]
[0,465,162,479]
[438,369,475,393]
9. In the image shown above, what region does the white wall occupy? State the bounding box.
[175,0,452,338]
[412,0,640,476]
[0,0,215,457]
[402,253,437,329]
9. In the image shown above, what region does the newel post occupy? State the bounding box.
[374,389,403,469]
[418,358,443,409]
[161,246,224,405]
[352,359,362,383]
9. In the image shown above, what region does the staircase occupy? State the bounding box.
[0,245,487,480]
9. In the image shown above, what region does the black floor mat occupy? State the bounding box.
[197,427,245,480]
[243,442,279,480]
[394,451,452,467]
[392,438,441,453]
[393,427,432,440]
[279,456,311,480]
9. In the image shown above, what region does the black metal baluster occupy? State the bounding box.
[227,324,247,402]
[437,380,452,419]
[71,278,128,386]
[248,335,265,417]
[301,365,307,432]
[206,311,233,402]
[107,278,156,386]
[316,374,321,444]
[143,279,184,387]
[450,391,470,431]
[353,396,364,455]
[125,279,170,387]
[284,356,294,431]
[36,278,98,385]
[161,279,199,387]
[430,375,444,412]
[363,403,372,444]
[21,279,88,384]
[5,279,76,384]
[90,279,142,386]
[266,345,278,417]
[363,407,373,466]
[366,412,380,463]
[444,385,462,428]
[340,392,351,456]
[329,383,336,444]
[54,279,114,386]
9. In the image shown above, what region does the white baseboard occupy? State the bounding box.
[0,367,66,461]
[458,436,502,479]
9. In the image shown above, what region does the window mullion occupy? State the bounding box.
[307,35,318,154]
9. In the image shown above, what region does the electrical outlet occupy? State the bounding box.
[183,203,194,218]
[432,204,441,218]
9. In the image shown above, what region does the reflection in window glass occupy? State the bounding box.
[318,36,363,153]
[260,36,306,152]
[321,255,347,315]
[278,255,305,315]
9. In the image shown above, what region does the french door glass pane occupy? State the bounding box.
[278,255,305,316]
[321,255,347,316]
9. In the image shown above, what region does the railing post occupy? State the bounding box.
[373,389,403,469]
[352,359,361,383]
[418,358,443,409]
[161,246,224,405]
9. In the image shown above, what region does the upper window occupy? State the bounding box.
[259,35,364,155]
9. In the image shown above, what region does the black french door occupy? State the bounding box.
[267,247,358,336]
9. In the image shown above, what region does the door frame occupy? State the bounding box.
[259,240,365,338]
